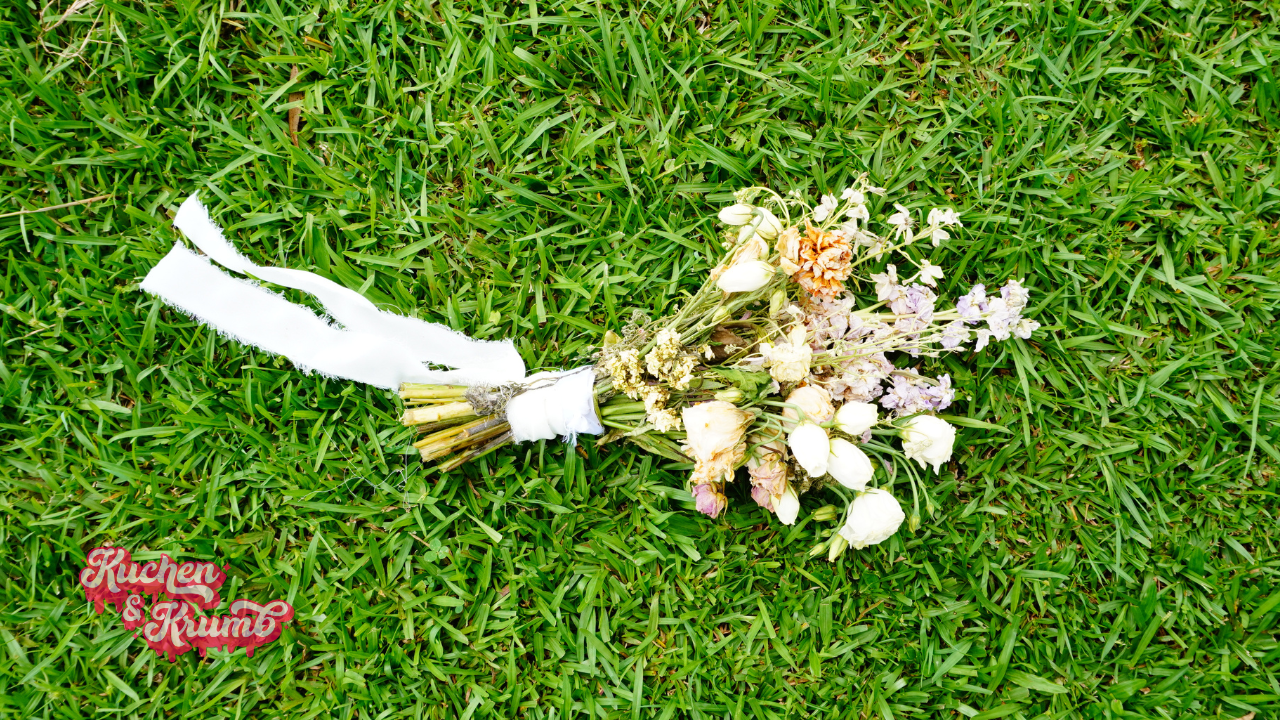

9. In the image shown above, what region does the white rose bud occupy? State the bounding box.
[827,533,849,562]
[827,438,873,491]
[838,489,905,549]
[718,203,754,226]
[714,388,744,403]
[788,422,830,477]
[768,289,787,317]
[834,402,878,436]
[755,208,783,239]
[775,484,800,525]
[900,415,956,473]
[810,504,838,522]
[715,260,775,293]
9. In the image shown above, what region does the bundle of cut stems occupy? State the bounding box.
[399,384,514,471]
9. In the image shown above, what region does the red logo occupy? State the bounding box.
[79,547,294,662]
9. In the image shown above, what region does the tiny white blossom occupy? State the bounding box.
[929,227,949,246]
[927,208,962,227]
[973,329,992,352]
[886,204,913,238]
[1013,318,1040,339]
[812,194,838,223]
[917,261,944,287]
[1003,278,1030,313]
[871,265,898,302]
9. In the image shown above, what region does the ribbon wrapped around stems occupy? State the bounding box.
[141,194,603,444]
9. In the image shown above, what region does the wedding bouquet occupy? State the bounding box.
[401,176,1039,559]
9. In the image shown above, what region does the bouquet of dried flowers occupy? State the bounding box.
[401,176,1038,558]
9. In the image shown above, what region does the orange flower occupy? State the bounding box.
[795,224,852,297]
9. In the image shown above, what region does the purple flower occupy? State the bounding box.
[923,374,955,412]
[880,376,926,413]
[693,483,727,519]
[940,321,969,349]
[1001,279,1029,312]
[880,374,954,415]
[889,284,936,323]
[956,284,987,323]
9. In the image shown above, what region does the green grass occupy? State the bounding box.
[2,0,1279,717]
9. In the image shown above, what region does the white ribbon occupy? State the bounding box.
[506,368,602,443]
[141,193,602,443]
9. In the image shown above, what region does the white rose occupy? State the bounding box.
[755,208,784,239]
[715,260,775,293]
[838,489,905,549]
[827,439,873,491]
[900,415,956,473]
[775,484,800,525]
[718,203,754,226]
[834,402,878,436]
[788,422,830,477]
[782,385,835,425]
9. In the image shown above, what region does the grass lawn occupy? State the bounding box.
[2,0,1279,717]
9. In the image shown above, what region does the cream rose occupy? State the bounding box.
[682,401,753,485]
[718,203,754,225]
[775,484,800,525]
[755,208,784,239]
[776,227,801,275]
[716,260,775,293]
[782,385,835,426]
